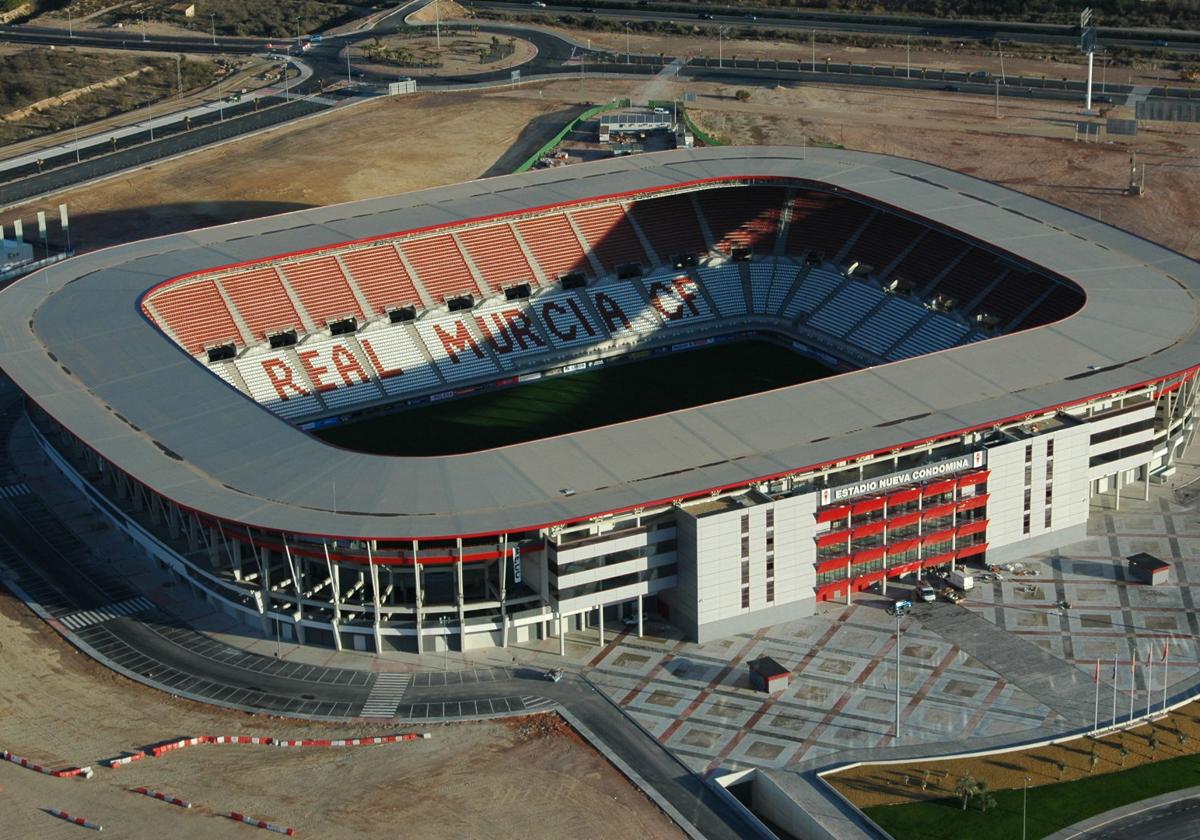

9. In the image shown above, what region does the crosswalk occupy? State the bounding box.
[58,596,155,630]
[360,673,413,718]
[0,482,30,499]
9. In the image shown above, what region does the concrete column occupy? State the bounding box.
[414,554,424,655]
[207,527,220,564]
[258,545,272,636]
[1145,462,1152,501]
[455,538,466,652]
[499,536,509,649]
[846,561,852,605]
[636,593,644,638]
[598,605,604,646]
[558,610,566,656]
[1115,471,1122,511]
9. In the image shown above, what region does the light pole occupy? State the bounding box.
[210,13,216,47]
[72,115,80,164]
[435,0,441,52]
[1022,776,1030,840]
[894,608,902,737]
[625,22,631,65]
[811,29,816,72]
[906,34,910,79]
[718,26,729,69]
[140,13,146,42]
[67,6,73,38]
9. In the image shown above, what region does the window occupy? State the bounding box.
[1045,484,1053,504]
[1047,460,1054,480]
[1023,488,1032,511]
[766,580,775,603]
[1047,438,1055,457]
[766,554,775,576]
[741,560,750,585]
[765,535,774,552]
[1024,465,1033,485]
[1044,508,1053,528]
[741,587,750,609]
[741,536,749,557]
[741,514,749,534]
[1025,444,1033,463]
[1023,513,1031,534]
[766,509,774,528]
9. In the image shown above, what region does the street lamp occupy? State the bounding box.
[718,26,729,69]
[1022,776,1031,840]
[210,13,216,47]
[72,115,80,164]
[894,607,902,737]
[67,6,73,38]
[140,13,147,42]
[625,22,631,65]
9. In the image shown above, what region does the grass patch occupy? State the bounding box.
[316,339,834,456]
[865,751,1200,839]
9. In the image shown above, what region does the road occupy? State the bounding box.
[1057,793,1200,839]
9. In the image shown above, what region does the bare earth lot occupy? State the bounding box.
[0,591,682,839]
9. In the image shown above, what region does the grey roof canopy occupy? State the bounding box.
[1,147,1197,541]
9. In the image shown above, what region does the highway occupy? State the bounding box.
[1061,793,1200,839]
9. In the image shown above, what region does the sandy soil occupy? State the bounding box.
[829,703,1200,808]
[0,590,682,839]
[349,32,537,78]
[0,89,573,249]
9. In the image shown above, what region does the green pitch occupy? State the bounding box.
[315,339,836,456]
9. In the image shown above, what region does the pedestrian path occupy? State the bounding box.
[360,673,413,718]
[0,482,30,498]
[59,596,155,630]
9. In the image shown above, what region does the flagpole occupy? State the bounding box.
[1162,642,1169,713]
[1146,646,1153,719]
[1093,659,1100,732]
[1111,654,1118,728]
[1129,652,1136,723]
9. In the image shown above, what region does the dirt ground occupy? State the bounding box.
[0,590,682,839]
[828,702,1200,808]
[0,90,574,249]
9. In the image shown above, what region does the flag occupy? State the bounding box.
[1112,658,1118,679]
[1162,641,1169,662]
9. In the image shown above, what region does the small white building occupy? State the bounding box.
[2,238,33,272]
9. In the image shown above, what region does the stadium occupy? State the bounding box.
[2,146,1197,654]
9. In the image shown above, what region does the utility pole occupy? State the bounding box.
[999,42,1006,85]
[175,54,182,98]
[906,35,910,79]
[72,115,80,164]
[625,22,631,65]
[719,26,728,69]
[435,0,441,52]
[140,13,147,42]
[1081,7,1097,112]
[210,13,216,47]
[811,29,816,72]
[994,79,1000,118]
[67,6,73,37]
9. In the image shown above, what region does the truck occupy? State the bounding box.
[948,570,974,591]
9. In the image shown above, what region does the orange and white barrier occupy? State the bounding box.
[105,751,147,768]
[2,750,92,779]
[272,733,429,748]
[133,787,193,809]
[48,809,103,831]
[228,811,296,836]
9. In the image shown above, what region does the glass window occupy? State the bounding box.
[766,509,774,528]
[1023,513,1031,534]
[1025,444,1033,463]
[741,536,749,558]
[1047,438,1055,457]
[741,514,749,534]
[1045,484,1053,504]
[741,587,750,609]
[1047,460,1054,480]
[741,560,750,585]
[766,580,775,603]
[1044,508,1053,528]
[1024,488,1032,511]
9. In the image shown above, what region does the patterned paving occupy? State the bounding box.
[587,476,1200,774]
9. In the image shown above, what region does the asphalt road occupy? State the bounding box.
[1074,794,1200,839]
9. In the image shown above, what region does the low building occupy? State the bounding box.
[749,657,790,693]
[170,3,196,17]
[1127,553,1170,586]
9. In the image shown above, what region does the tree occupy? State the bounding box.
[1118,744,1129,766]
[1149,731,1159,754]
[976,780,997,813]
[1056,758,1067,780]
[1089,748,1099,774]
[735,89,752,102]
[955,774,978,811]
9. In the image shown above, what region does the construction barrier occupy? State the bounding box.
[48,809,103,831]
[133,787,193,809]
[149,736,209,757]
[273,733,430,748]
[228,811,296,836]
[104,751,148,768]
[2,750,92,779]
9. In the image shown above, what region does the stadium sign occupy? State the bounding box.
[821,450,986,504]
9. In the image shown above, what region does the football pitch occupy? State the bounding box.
[316,340,836,456]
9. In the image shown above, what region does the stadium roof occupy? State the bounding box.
[2,147,1198,541]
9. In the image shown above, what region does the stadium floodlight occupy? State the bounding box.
[846,261,860,276]
[1080,8,1098,111]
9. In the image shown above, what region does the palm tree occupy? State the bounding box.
[955,774,978,811]
[975,780,997,813]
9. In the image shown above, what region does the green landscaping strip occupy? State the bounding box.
[863,751,1200,840]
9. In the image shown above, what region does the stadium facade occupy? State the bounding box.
[2,147,1197,652]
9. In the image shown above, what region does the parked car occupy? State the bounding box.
[916,583,936,602]
[545,668,563,682]
[531,1,547,7]
[699,12,714,19]
[886,599,912,616]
